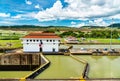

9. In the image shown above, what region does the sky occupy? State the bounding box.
[0,0,120,27]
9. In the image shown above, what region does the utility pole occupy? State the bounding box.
[9,26,12,48]
[110,18,113,49]
[88,20,91,50]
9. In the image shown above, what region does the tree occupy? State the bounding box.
[59,31,77,37]
[77,31,85,37]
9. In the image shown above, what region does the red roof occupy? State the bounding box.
[23,32,60,38]
[28,32,56,36]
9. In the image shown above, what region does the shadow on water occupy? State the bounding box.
[91,56,102,60]
[107,56,119,60]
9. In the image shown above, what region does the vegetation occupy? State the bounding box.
[0,30,26,40]
[0,25,120,50]
[0,40,22,49]
[0,33,24,40]
[108,23,120,28]
[59,29,120,39]
[86,38,120,43]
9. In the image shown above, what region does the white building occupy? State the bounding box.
[65,36,79,43]
[21,32,61,52]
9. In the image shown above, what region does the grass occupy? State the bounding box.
[0,30,26,39]
[0,33,25,40]
[78,38,120,44]
[0,38,120,50]
[0,29,26,49]
[89,38,120,43]
[0,40,22,49]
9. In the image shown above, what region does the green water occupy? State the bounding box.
[0,71,32,79]
[76,55,120,78]
[36,55,85,79]
[36,55,120,79]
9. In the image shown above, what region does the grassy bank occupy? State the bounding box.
[78,38,120,44]
[0,38,120,50]
[0,40,22,49]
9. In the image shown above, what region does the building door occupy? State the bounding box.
[39,43,42,52]
[40,47,42,52]
[53,48,55,52]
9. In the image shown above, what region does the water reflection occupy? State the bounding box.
[107,56,119,60]
[37,55,120,79]
[77,55,120,78]
[91,56,102,60]
[36,55,85,79]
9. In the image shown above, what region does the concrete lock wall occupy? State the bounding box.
[0,53,41,70]
[25,79,120,81]
[0,79,19,81]
[0,79,120,81]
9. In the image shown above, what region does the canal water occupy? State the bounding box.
[76,55,120,78]
[36,55,85,79]
[0,71,32,78]
[36,55,120,79]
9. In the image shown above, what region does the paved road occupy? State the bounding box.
[73,45,120,49]
[60,45,120,49]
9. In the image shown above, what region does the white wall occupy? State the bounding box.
[43,44,52,52]
[22,38,60,52]
[42,43,59,52]
[54,44,59,52]
[23,43,39,52]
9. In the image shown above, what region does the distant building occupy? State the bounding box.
[21,32,61,52]
[65,36,79,43]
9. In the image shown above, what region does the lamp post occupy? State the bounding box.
[9,26,12,48]
[110,18,113,49]
[88,20,91,50]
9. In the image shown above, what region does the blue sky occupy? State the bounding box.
[0,0,120,27]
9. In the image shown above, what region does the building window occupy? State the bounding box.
[53,40,55,42]
[37,40,39,42]
[40,40,42,42]
[33,40,35,42]
[53,43,55,45]
[41,41,43,44]
[50,40,52,42]
[30,40,32,42]
[47,40,49,42]
[4,60,6,63]
[26,40,29,42]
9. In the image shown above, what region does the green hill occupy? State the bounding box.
[108,23,120,28]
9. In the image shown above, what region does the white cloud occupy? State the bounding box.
[71,23,85,27]
[0,13,10,17]
[0,21,15,25]
[110,14,120,19]
[14,10,26,13]
[0,12,36,25]
[88,20,94,25]
[71,21,76,25]
[34,0,63,21]
[70,21,85,27]
[77,23,85,27]
[94,18,108,26]
[25,0,32,5]
[24,12,36,18]
[35,4,40,9]
[35,0,120,22]
[12,15,21,19]
[11,12,36,20]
